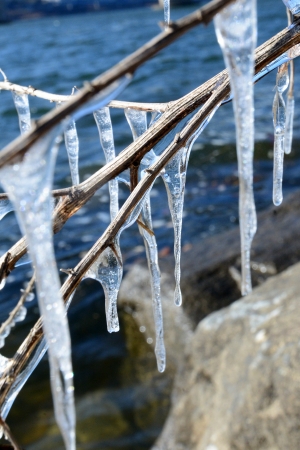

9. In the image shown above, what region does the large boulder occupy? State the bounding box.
[122,190,300,328]
[153,262,300,450]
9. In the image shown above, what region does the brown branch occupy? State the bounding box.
[0,417,22,450]
[0,0,236,168]
[0,274,35,337]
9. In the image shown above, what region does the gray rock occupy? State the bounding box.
[153,262,300,450]
[149,190,300,327]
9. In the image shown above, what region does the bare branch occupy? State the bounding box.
[0,417,22,450]
[0,274,35,337]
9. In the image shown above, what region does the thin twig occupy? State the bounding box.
[0,417,22,450]
[0,274,35,337]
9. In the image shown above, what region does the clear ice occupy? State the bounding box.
[164,0,170,26]
[87,107,121,333]
[0,129,75,450]
[72,74,132,122]
[125,108,165,372]
[214,0,257,296]
[284,58,294,156]
[273,63,289,206]
[281,0,300,15]
[64,120,80,185]
[0,199,13,221]
[12,92,31,135]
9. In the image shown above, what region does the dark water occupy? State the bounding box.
[0,1,300,448]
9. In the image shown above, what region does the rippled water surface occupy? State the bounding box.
[0,1,300,448]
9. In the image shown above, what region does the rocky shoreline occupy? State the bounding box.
[119,189,300,450]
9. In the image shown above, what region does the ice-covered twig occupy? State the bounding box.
[214,0,257,296]
[0,274,35,349]
[273,63,289,206]
[0,416,22,450]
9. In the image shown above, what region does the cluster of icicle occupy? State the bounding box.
[214,0,257,296]
[0,75,133,449]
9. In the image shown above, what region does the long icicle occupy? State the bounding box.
[89,107,122,333]
[0,129,75,450]
[273,63,289,206]
[285,9,295,155]
[64,120,80,186]
[214,0,257,296]
[11,92,31,135]
[125,108,165,372]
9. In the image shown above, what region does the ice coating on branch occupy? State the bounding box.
[273,64,289,206]
[282,0,300,15]
[0,130,75,450]
[125,108,165,372]
[214,0,257,296]
[86,107,121,333]
[12,92,31,135]
[64,120,80,185]
[0,199,13,220]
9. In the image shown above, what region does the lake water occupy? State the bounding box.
[0,1,299,448]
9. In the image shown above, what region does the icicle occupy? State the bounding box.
[0,199,13,220]
[125,108,165,373]
[281,0,300,15]
[64,120,80,185]
[273,63,289,206]
[0,129,75,450]
[284,9,295,156]
[285,93,294,154]
[164,0,170,26]
[11,92,31,134]
[88,108,121,333]
[1,291,76,422]
[214,0,257,296]
[94,108,118,220]
[162,148,186,307]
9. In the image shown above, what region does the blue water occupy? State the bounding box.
[0,1,300,448]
